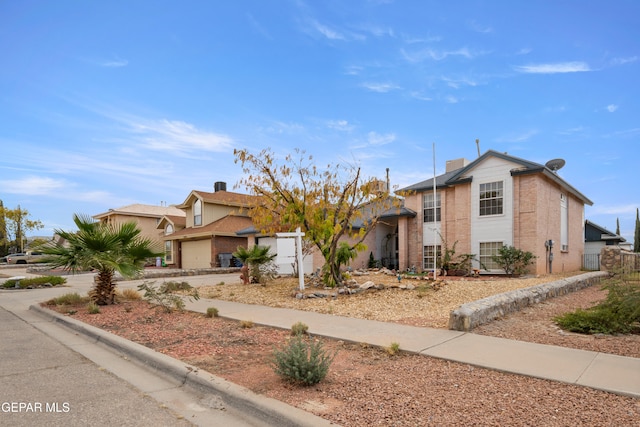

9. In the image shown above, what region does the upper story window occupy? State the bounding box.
[165,224,174,235]
[193,199,202,226]
[560,193,568,251]
[423,192,441,222]
[479,181,503,216]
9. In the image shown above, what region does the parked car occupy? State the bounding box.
[6,251,47,264]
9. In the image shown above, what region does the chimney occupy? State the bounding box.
[214,181,227,192]
[445,158,470,173]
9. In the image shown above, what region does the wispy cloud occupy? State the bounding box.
[606,104,619,113]
[516,48,532,55]
[100,56,128,67]
[590,203,639,216]
[468,20,493,34]
[514,62,591,74]
[543,105,567,114]
[496,129,539,143]
[0,176,67,195]
[261,120,305,135]
[312,20,346,40]
[610,56,637,66]
[558,126,586,136]
[344,65,363,76]
[410,91,432,101]
[367,131,396,146]
[247,13,272,39]
[126,118,233,155]
[445,95,459,104]
[361,82,401,93]
[327,119,355,132]
[358,23,394,38]
[602,127,640,139]
[442,76,479,89]
[401,47,477,63]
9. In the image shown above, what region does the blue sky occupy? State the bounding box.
[1,1,638,243]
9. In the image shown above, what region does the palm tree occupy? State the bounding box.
[43,214,162,305]
[233,245,276,283]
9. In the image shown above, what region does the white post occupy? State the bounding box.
[433,142,437,277]
[295,227,304,291]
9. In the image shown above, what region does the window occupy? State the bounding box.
[423,245,441,270]
[423,192,441,222]
[479,242,503,270]
[164,241,172,263]
[560,193,568,251]
[479,181,503,216]
[164,224,174,235]
[193,199,202,226]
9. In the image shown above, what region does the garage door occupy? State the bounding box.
[181,240,211,269]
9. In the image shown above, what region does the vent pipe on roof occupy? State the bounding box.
[475,138,481,157]
[214,182,227,192]
[386,168,390,192]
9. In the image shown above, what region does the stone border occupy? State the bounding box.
[448,271,609,331]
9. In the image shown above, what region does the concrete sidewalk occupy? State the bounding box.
[181,296,640,399]
[0,271,333,427]
[2,266,639,427]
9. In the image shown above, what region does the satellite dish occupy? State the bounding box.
[545,158,566,172]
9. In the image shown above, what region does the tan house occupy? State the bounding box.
[93,203,186,253]
[397,150,593,275]
[160,182,258,269]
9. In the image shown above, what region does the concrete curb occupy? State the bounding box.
[448,271,609,331]
[29,304,334,427]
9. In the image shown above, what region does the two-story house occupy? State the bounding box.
[93,203,186,254]
[397,150,593,275]
[160,182,259,269]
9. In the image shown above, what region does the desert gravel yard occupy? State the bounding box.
[51,271,640,426]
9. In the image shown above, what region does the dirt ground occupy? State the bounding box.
[47,272,640,426]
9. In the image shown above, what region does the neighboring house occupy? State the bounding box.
[584,220,627,270]
[349,197,417,270]
[93,203,186,253]
[157,215,186,265]
[161,182,258,269]
[398,150,593,275]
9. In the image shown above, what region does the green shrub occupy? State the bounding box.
[119,288,142,300]
[291,321,309,336]
[271,335,336,386]
[47,292,86,306]
[240,320,254,329]
[206,307,219,318]
[386,342,401,356]
[87,302,100,314]
[554,280,640,334]
[368,251,377,268]
[137,281,199,313]
[160,281,193,292]
[492,245,535,276]
[2,275,66,289]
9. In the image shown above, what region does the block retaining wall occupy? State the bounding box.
[448,271,609,332]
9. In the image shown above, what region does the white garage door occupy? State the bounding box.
[181,240,211,269]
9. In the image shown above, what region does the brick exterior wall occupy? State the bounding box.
[403,192,423,271]
[448,183,471,254]
[516,174,585,275]
[211,236,246,267]
[399,171,586,275]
